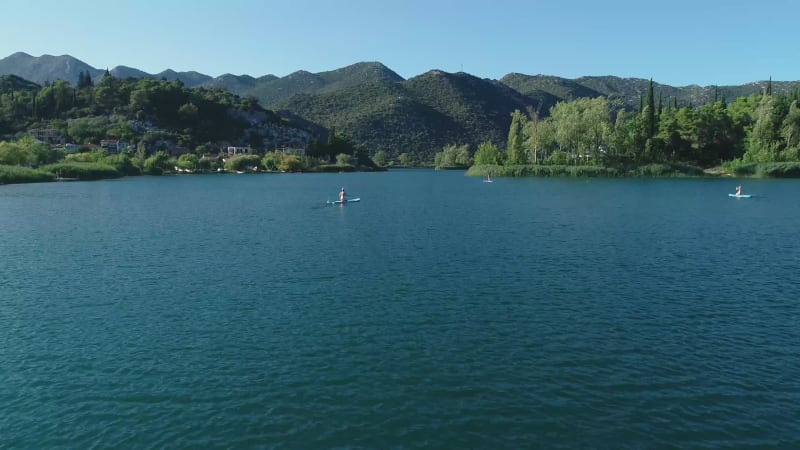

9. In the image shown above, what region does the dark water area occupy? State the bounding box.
[2,171,799,448]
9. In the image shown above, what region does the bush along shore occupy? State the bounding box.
[466,161,800,178]
[466,163,709,178]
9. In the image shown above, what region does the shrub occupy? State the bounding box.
[102,154,140,176]
[756,162,800,178]
[40,162,121,180]
[224,154,262,172]
[0,164,55,184]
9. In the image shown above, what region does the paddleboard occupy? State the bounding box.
[327,197,361,204]
[728,193,751,198]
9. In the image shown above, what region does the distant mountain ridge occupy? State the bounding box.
[2,52,798,158]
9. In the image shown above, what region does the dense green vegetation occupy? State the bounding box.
[458,79,800,177]
[41,162,122,180]
[277,71,534,163]
[4,61,800,179]
[0,71,380,183]
[0,164,54,183]
[0,71,284,150]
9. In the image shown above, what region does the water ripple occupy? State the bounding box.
[2,175,800,448]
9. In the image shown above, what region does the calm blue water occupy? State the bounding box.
[1,171,799,448]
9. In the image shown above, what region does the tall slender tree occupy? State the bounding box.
[645,78,656,139]
[506,109,527,165]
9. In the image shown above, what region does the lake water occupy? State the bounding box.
[1,170,799,448]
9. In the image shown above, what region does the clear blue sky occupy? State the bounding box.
[1,0,797,86]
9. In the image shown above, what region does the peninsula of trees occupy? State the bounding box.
[435,79,800,178]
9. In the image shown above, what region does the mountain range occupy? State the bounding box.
[2,52,796,158]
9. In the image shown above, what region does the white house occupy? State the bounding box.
[227,146,250,156]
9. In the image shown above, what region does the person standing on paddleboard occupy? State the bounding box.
[339,187,347,203]
[736,184,743,196]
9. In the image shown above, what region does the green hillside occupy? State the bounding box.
[276,71,540,158]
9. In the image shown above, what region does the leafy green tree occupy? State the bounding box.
[780,100,800,156]
[372,150,387,167]
[434,144,471,168]
[197,156,212,171]
[696,100,738,164]
[326,131,355,160]
[549,98,611,164]
[35,80,73,118]
[336,153,353,165]
[673,107,700,163]
[522,113,554,163]
[27,141,64,166]
[178,102,199,124]
[68,117,106,144]
[546,150,570,165]
[398,152,412,166]
[224,154,261,172]
[93,74,120,113]
[103,153,139,176]
[135,141,148,168]
[744,92,781,162]
[143,151,171,175]
[176,153,198,171]
[0,141,28,165]
[610,110,644,162]
[473,140,501,165]
[583,97,611,163]
[506,109,527,164]
[279,154,303,172]
[262,152,283,171]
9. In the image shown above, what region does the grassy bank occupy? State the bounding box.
[722,161,800,178]
[40,162,122,181]
[0,165,56,184]
[467,163,705,178]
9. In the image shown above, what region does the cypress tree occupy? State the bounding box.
[645,78,656,139]
[506,109,526,165]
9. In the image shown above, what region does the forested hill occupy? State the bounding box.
[0,74,311,155]
[275,70,539,159]
[4,52,800,161]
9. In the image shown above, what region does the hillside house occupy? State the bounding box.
[100,139,126,154]
[227,146,251,156]
[29,128,66,145]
